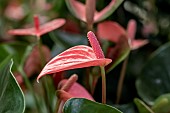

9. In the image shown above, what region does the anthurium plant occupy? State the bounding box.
[1,0,170,113]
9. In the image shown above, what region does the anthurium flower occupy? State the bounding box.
[58,74,94,101]
[65,0,123,24]
[37,31,112,82]
[8,15,65,38]
[57,74,94,113]
[127,19,149,50]
[97,19,148,50]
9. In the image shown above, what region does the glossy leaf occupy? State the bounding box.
[136,42,170,105]
[37,45,112,81]
[65,0,123,23]
[114,103,137,113]
[0,57,25,113]
[63,98,122,113]
[8,17,65,37]
[134,98,154,113]
[152,93,170,113]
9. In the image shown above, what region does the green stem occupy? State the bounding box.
[55,98,61,113]
[87,23,94,31]
[18,44,42,112]
[37,37,54,113]
[18,66,41,113]
[100,66,106,104]
[42,77,53,113]
[116,56,129,104]
[37,39,45,67]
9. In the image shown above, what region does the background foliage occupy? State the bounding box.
[0,0,170,113]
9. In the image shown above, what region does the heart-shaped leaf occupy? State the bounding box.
[37,45,112,81]
[63,98,122,113]
[134,98,154,113]
[65,0,123,23]
[136,42,170,105]
[0,57,25,113]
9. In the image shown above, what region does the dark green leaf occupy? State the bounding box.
[0,42,29,70]
[63,98,122,113]
[50,31,88,57]
[134,98,154,113]
[0,57,25,113]
[114,103,137,113]
[136,42,170,105]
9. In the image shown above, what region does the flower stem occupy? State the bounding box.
[55,98,61,113]
[18,66,41,113]
[87,24,93,31]
[37,38,54,113]
[100,66,106,104]
[116,56,129,104]
[37,38,46,67]
[18,45,42,113]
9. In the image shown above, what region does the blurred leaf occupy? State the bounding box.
[152,93,170,113]
[55,31,88,46]
[63,98,122,113]
[0,57,25,113]
[136,42,170,105]
[0,42,29,69]
[114,103,137,113]
[50,31,88,57]
[134,98,154,113]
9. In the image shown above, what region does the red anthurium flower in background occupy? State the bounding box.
[4,1,25,21]
[37,31,112,82]
[127,19,149,50]
[97,19,149,50]
[97,21,127,43]
[58,75,94,101]
[8,15,65,38]
[65,0,123,25]
[57,74,94,113]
